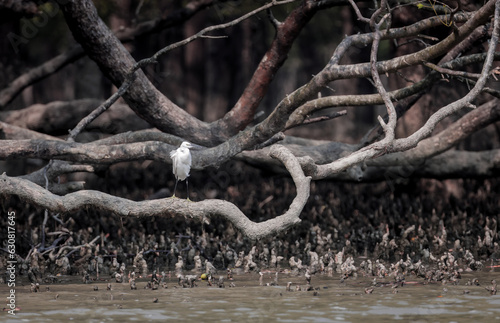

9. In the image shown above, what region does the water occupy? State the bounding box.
[2,270,499,322]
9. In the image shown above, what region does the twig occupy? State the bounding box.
[147,0,296,62]
[367,0,397,147]
[267,8,282,28]
[253,132,286,150]
[67,73,138,141]
[285,110,347,130]
[423,61,481,79]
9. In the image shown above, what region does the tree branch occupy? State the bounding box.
[0,121,61,141]
[0,140,173,165]
[113,0,228,42]
[370,99,500,166]
[0,145,311,240]
[215,0,320,135]
[323,2,493,80]
[301,0,500,179]
[59,0,305,146]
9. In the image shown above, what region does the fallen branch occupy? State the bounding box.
[0,145,311,240]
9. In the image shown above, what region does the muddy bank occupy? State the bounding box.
[1,161,499,289]
[2,270,500,322]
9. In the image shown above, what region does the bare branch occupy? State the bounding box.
[0,140,173,165]
[237,97,500,180]
[423,61,481,79]
[439,25,489,64]
[0,145,311,240]
[389,1,500,152]
[60,0,304,146]
[308,0,500,179]
[67,74,138,141]
[0,99,148,136]
[91,129,183,146]
[371,99,500,166]
[145,0,296,62]
[285,110,347,130]
[368,1,397,147]
[0,121,61,141]
[114,0,229,41]
[324,2,494,80]
[253,133,286,150]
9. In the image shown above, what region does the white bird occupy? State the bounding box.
[169,141,193,198]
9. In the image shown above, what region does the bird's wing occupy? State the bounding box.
[170,149,179,179]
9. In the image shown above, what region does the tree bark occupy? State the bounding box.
[0,145,310,240]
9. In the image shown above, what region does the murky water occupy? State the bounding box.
[2,269,499,322]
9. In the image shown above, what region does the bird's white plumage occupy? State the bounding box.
[170,141,192,181]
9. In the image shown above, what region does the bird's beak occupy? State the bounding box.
[188,143,204,150]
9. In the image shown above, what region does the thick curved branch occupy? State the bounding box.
[0,140,173,165]
[61,0,209,141]
[59,0,306,146]
[0,145,311,240]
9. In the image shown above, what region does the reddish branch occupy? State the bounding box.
[59,0,323,146]
[215,1,320,135]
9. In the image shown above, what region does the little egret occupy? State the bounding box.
[169,141,193,199]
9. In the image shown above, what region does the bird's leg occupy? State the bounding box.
[186,179,191,201]
[171,180,178,198]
